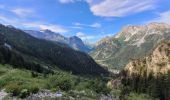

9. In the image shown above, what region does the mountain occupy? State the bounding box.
[0,24,108,75]
[25,29,68,44]
[69,36,91,52]
[124,41,170,76]
[122,41,170,100]
[90,23,170,69]
[25,30,91,52]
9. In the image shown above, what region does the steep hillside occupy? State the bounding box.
[121,41,170,100]
[0,24,108,75]
[90,23,170,69]
[69,36,91,52]
[0,33,52,74]
[124,41,170,76]
[25,30,91,52]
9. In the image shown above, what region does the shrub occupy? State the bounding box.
[20,89,29,98]
[0,80,7,89]
[29,85,39,94]
[125,93,154,100]
[58,79,72,91]
[5,83,21,96]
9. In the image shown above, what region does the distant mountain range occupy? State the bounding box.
[90,23,170,70]
[24,30,92,53]
[0,24,108,75]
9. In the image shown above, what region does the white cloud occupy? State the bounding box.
[74,22,101,28]
[58,0,82,4]
[70,26,83,29]
[0,14,68,33]
[90,23,101,28]
[59,0,74,4]
[76,32,95,40]
[23,22,68,33]
[86,0,156,17]
[76,32,113,43]
[11,8,34,17]
[148,11,170,24]
[0,14,20,25]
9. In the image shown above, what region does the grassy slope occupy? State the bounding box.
[0,64,110,99]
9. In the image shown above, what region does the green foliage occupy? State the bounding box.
[20,89,29,98]
[125,93,154,100]
[0,45,53,74]
[29,85,39,94]
[5,83,21,96]
[0,64,110,98]
[87,79,111,94]
[122,72,170,100]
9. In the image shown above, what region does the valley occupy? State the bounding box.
[0,22,169,100]
[0,0,170,99]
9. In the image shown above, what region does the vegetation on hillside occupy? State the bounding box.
[120,41,170,100]
[0,24,108,75]
[90,23,170,70]
[0,64,110,99]
[121,71,170,100]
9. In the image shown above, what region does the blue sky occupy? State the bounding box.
[0,0,170,43]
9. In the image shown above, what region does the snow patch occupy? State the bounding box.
[4,43,12,49]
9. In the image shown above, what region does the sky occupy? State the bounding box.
[0,0,170,43]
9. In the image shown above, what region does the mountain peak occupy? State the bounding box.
[6,25,15,29]
[90,22,170,69]
[95,36,113,47]
[25,30,92,52]
[115,22,170,42]
[70,36,80,39]
[120,22,170,33]
[147,22,170,29]
[40,29,53,33]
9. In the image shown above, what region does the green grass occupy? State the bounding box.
[0,64,110,99]
[0,64,45,89]
[125,92,155,100]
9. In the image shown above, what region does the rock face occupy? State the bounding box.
[124,41,170,76]
[90,23,170,69]
[25,30,91,52]
[69,36,91,52]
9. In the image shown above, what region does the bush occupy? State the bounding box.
[5,83,21,96]
[29,85,39,94]
[86,79,111,94]
[20,89,29,98]
[58,79,72,91]
[0,80,7,89]
[125,93,154,100]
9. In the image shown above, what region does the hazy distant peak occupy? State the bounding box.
[6,25,15,29]
[40,29,54,33]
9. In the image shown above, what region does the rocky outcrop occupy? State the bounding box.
[124,41,170,77]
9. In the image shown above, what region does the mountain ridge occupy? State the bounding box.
[90,22,170,69]
[25,30,91,52]
[0,23,108,75]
